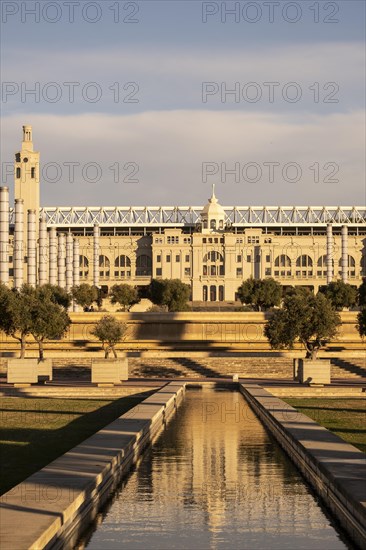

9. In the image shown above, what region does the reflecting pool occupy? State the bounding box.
[83,388,352,549]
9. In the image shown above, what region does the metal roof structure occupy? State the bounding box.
[8,205,366,227]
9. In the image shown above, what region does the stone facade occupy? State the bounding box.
[1,126,365,300]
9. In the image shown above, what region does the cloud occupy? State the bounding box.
[2,109,364,207]
[2,42,364,113]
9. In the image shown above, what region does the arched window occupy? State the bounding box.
[210,285,217,301]
[16,167,21,179]
[296,255,313,278]
[274,255,291,278]
[136,254,152,276]
[361,255,366,277]
[317,255,334,277]
[210,219,216,230]
[218,285,224,301]
[99,255,110,278]
[79,255,89,279]
[203,285,208,302]
[338,255,356,278]
[115,255,131,279]
[31,167,35,178]
[203,251,224,277]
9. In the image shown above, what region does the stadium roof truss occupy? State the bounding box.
[8,205,366,227]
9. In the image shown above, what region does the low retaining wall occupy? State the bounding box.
[240,384,366,548]
[0,382,186,550]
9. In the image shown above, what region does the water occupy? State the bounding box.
[82,388,352,550]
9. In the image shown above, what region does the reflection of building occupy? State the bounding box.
[0,126,365,299]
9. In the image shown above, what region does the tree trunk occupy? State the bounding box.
[104,346,109,359]
[20,337,26,359]
[112,346,117,358]
[38,340,44,361]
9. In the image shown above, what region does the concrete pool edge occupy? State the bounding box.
[240,384,366,549]
[0,382,186,550]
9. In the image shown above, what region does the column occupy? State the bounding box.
[93,224,100,287]
[27,209,37,286]
[13,198,24,289]
[326,224,333,284]
[66,233,73,292]
[38,215,48,286]
[49,227,57,285]
[341,225,348,283]
[58,233,66,288]
[0,187,9,285]
[73,238,80,312]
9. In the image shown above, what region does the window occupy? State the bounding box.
[317,255,332,277]
[237,255,242,263]
[156,268,162,277]
[202,251,225,277]
[99,255,110,278]
[16,167,20,179]
[166,255,171,262]
[247,255,251,263]
[210,220,216,229]
[184,267,191,276]
[210,285,217,301]
[274,254,291,278]
[218,285,224,301]
[203,285,208,302]
[265,268,272,276]
[114,255,131,278]
[31,167,35,178]
[338,255,356,278]
[157,254,161,263]
[236,268,243,277]
[296,255,313,278]
[203,238,207,244]
[185,254,190,262]
[266,255,271,263]
[136,254,152,276]
[236,238,243,244]
[79,255,89,278]
[214,238,218,243]
[248,236,259,244]
[176,255,180,262]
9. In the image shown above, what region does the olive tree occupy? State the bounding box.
[149,279,191,312]
[237,277,282,311]
[265,288,341,359]
[0,284,71,359]
[91,315,127,358]
[110,284,138,311]
[72,284,98,309]
[318,280,358,310]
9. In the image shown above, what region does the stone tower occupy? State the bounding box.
[14,125,40,242]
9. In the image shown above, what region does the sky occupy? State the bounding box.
[1,0,365,207]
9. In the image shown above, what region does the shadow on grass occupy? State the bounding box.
[0,390,155,495]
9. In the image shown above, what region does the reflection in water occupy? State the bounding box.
[84,388,351,549]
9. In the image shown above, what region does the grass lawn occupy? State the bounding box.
[0,391,154,495]
[284,398,366,453]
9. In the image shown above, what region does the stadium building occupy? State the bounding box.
[0,126,365,305]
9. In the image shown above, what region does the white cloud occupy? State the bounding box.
[2,109,364,206]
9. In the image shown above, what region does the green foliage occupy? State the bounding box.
[318,280,358,310]
[149,279,191,312]
[356,308,366,338]
[30,289,71,360]
[91,315,127,358]
[37,284,71,309]
[358,278,366,307]
[71,284,98,309]
[264,288,341,359]
[0,284,35,358]
[110,284,138,311]
[237,277,282,311]
[0,284,71,359]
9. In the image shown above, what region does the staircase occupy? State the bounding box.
[330,358,366,381]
